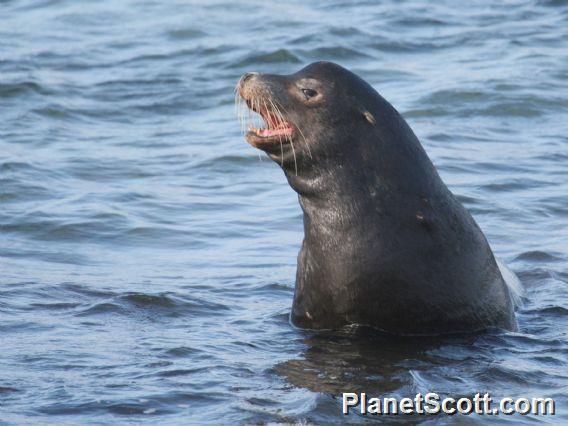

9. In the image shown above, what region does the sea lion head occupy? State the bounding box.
[237,61,433,202]
[237,62,399,185]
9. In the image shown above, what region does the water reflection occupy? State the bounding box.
[276,327,484,397]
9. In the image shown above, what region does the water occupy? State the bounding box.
[1,0,567,424]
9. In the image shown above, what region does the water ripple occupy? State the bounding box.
[1,0,567,424]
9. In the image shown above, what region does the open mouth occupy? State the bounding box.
[244,99,294,145]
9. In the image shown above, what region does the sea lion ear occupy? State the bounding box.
[362,110,376,125]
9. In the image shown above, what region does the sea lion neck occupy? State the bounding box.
[285,161,384,240]
[283,126,444,213]
[286,134,449,244]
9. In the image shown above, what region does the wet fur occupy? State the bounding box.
[238,62,517,335]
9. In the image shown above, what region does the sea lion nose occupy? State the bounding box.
[241,72,258,84]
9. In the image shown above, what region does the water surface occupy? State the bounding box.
[1,0,567,424]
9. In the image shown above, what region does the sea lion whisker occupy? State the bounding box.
[249,96,255,130]
[240,95,247,135]
[269,97,285,130]
[234,85,243,135]
[268,97,286,166]
[273,101,289,166]
[255,96,262,130]
[235,82,248,136]
[257,97,265,162]
[273,99,312,160]
[239,98,246,135]
[289,137,298,175]
[250,96,256,129]
[269,98,298,173]
[294,124,311,159]
[271,98,285,128]
[253,96,259,129]
[263,99,274,129]
[246,96,252,131]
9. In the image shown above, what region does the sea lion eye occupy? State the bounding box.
[302,88,317,99]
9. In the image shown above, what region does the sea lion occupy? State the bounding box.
[236,61,517,335]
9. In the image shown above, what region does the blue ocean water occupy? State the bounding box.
[1,0,567,424]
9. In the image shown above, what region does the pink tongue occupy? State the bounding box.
[259,127,293,137]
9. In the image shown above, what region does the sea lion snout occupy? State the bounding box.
[237,72,256,99]
[236,72,298,156]
[239,71,258,90]
[237,72,276,105]
[242,71,258,82]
